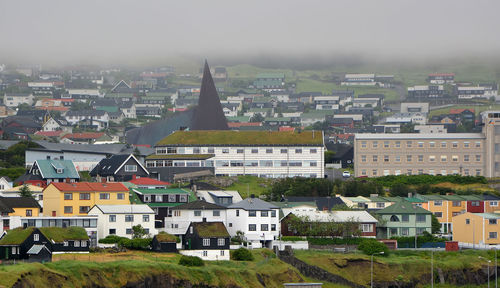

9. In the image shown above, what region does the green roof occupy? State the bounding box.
[106,93,135,98]
[0,227,88,245]
[270,201,317,209]
[376,201,431,215]
[133,188,190,195]
[264,117,291,122]
[248,108,271,113]
[146,203,184,208]
[192,222,229,238]
[35,159,80,180]
[96,106,119,113]
[155,232,178,242]
[145,154,214,160]
[475,213,500,219]
[405,197,427,203]
[155,130,323,146]
[226,116,251,122]
[459,195,483,201]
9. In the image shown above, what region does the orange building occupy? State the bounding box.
[452,213,500,245]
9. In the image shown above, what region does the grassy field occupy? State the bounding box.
[217,175,274,198]
[429,104,500,118]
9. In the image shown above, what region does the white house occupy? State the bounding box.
[88,204,157,241]
[3,93,34,108]
[341,74,376,86]
[0,177,13,192]
[64,89,104,99]
[226,197,279,248]
[164,200,227,236]
[313,96,340,111]
[42,118,72,133]
[64,110,109,130]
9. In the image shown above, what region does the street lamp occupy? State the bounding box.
[479,256,492,288]
[495,248,497,288]
[431,250,434,288]
[371,251,384,288]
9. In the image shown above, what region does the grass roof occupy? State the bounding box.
[145,154,214,160]
[155,232,178,242]
[156,130,323,146]
[0,227,34,245]
[0,227,88,245]
[193,222,229,238]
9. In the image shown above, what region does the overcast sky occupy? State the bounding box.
[1,0,499,67]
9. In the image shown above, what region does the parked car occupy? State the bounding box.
[342,171,351,178]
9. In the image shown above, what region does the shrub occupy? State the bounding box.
[307,237,363,245]
[231,248,254,261]
[179,255,204,267]
[357,239,389,256]
[280,236,304,242]
[99,235,124,244]
[118,238,152,250]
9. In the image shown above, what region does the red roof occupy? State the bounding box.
[35,107,69,111]
[62,132,105,140]
[46,98,75,102]
[227,122,261,128]
[167,108,188,112]
[449,108,475,114]
[428,73,455,77]
[336,133,354,140]
[279,126,295,132]
[35,130,64,137]
[49,182,128,192]
[128,177,171,186]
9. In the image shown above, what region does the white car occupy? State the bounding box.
[342,171,351,178]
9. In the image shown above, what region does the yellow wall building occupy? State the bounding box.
[452,212,500,245]
[43,182,130,216]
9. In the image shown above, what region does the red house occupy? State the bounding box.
[466,197,484,213]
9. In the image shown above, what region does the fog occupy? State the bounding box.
[1,0,500,67]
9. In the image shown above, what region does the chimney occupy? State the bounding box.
[408,192,412,198]
[65,178,70,183]
[192,184,197,193]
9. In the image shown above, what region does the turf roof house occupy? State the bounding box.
[375,201,432,239]
[181,221,230,261]
[16,159,80,187]
[132,188,196,228]
[152,232,179,253]
[146,130,324,181]
[90,154,149,182]
[0,227,90,261]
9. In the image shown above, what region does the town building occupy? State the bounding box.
[3,93,34,108]
[180,221,230,261]
[146,130,324,181]
[428,73,455,84]
[456,86,487,100]
[43,182,130,217]
[164,200,226,236]
[452,213,500,246]
[253,73,285,92]
[400,103,430,114]
[375,201,432,238]
[22,159,80,187]
[341,74,375,86]
[90,154,149,182]
[407,85,444,99]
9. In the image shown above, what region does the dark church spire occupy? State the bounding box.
[190,60,229,130]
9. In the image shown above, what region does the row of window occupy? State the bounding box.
[248,224,277,231]
[143,194,188,203]
[360,168,482,177]
[360,140,482,149]
[146,160,319,168]
[108,228,150,235]
[235,209,277,217]
[215,173,318,178]
[108,214,150,222]
[390,214,427,222]
[157,147,318,155]
[63,192,125,200]
[64,206,91,214]
[360,154,481,163]
[389,227,428,236]
[22,218,97,228]
[202,238,226,246]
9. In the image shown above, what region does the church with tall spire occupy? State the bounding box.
[190,60,229,130]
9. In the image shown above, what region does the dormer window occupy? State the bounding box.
[34,234,39,241]
[56,168,64,174]
[125,165,137,172]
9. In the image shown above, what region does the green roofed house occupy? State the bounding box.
[152,232,179,252]
[181,221,230,261]
[146,130,324,182]
[131,188,196,228]
[23,159,80,186]
[375,201,432,239]
[0,227,89,262]
[253,73,285,92]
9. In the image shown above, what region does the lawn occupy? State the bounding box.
[217,175,274,198]
[429,104,500,118]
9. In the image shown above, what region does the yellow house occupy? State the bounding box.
[419,195,467,233]
[452,212,500,245]
[43,182,130,216]
[0,197,41,218]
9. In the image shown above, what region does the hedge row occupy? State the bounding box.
[307,237,364,245]
[373,175,487,187]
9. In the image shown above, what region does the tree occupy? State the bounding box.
[324,150,336,163]
[17,103,33,111]
[132,224,147,239]
[431,214,441,234]
[18,184,32,198]
[250,113,264,122]
[389,183,411,197]
[400,122,415,133]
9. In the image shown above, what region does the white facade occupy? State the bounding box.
[0,177,13,192]
[65,89,103,99]
[334,114,363,121]
[3,94,34,107]
[164,208,227,235]
[342,74,376,86]
[88,204,157,240]
[457,86,487,99]
[352,98,379,108]
[65,112,109,128]
[313,96,340,110]
[401,102,430,114]
[26,149,109,171]
[180,249,229,261]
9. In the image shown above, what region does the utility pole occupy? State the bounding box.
[431,250,434,288]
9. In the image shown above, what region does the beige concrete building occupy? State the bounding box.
[354,111,500,178]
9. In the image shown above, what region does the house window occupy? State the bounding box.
[295,149,302,154]
[143,215,149,222]
[310,149,317,153]
[79,206,90,213]
[208,148,215,153]
[109,215,116,222]
[261,211,268,217]
[490,219,497,225]
[402,215,409,222]
[174,210,181,217]
[220,250,225,256]
[452,142,458,148]
[434,200,442,206]
[281,149,288,154]
[401,228,409,236]
[271,210,276,217]
[64,206,73,214]
[26,209,32,217]
[203,251,208,257]
[361,141,367,148]
[372,155,378,162]
[441,142,447,148]
[218,238,225,246]
[416,215,426,222]
[34,234,39,241]
[179,195,188,202]
[155,195,163,202]
[384,155,389,162]
[236,148,244,154]
[464,142,470,148]
[395,141,401,148]
[194,211,201,217]
[74,240,80,247]
[466,219,470,225]
[384,141,389,148]
[361,155,367,162]
[251,149,258,154]
[144,195,151,203]
[126,229,133,235]
[125,215,134,222]
[491,201,498,207]
[490,232,498,239]
[213,210,220,217]
[471,201,480,207]
[203,238,210,246]
[125,165,137,172]
[418,142,424,148]
[429,155,435,162]
[63,241,68,246]
[377,203,385,208]
[81,241,87,247]
[390,215,399,222]
[476,155,481,162]
[266,148,273,154]
[464,155,470,162]
[429,142,435,148]
[476,142,481,148]
[261,224,269,231]
[64,193,73,200]
[249,211,256,217]
[109,228,116,235]
[248,224,256,231]
[271,224,276,231]
[236,210,239,217]
[452,201,461,207]
[100,193,110,200]
[434,212,443,218]
[407,141,412,148]
[407,155,412,162]
[117,193,125,200]
[373,141,378,148]
[441,155,447,162]
[80,193,90,200]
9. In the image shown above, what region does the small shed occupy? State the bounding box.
[27,244,52,263]
[152,232,178,253]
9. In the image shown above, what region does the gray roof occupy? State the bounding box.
[228,198,278,210]
[27,244,50,255]
[33,140,127,155]
[66,110,106,117]
[0,140,20,150]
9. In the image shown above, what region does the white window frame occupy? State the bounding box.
[203,238,210,246]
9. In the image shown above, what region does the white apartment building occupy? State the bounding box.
[456,86,487,99]
[88,204,157,240]
[341,74,376,86]
[313,96,340,110]
[64,89,104,99]
[164,201,227,235]
[147,130,324,179]
[401,103,430,114]
[3,93,34,108]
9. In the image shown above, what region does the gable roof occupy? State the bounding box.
[287,210,378,223]
[128,177,170,186]
[27,244,51,255]
[155,232,178,242]
[228,198,278,210]
[31,159,80,180]
[0,227,88,245]
[191,221,229,238]
[90,154,148,177]
[172,200,226,210]
[89,204,154,214]
[49,182,128,192]
[132,188,191,195]
[376,201,431,215]
[0,197,41,210]
[156,130,324,146]
[61,132,105,140]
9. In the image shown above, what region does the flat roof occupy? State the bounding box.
[355,133,485,140]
